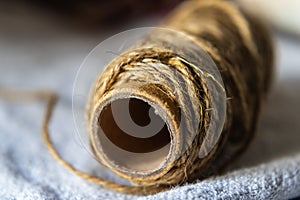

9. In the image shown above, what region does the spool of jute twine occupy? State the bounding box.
[20,0,274,195]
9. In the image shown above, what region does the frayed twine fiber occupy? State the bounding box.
[41,0,274,195]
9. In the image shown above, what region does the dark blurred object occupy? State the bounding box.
[29,0,183,28]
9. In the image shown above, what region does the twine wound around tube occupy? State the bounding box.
[1,0,275,195]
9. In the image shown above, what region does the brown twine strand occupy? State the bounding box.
[0,0,274,195]
[0,89,161,194]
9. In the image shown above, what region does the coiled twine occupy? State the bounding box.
[43,0,274,195]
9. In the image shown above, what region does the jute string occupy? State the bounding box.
[0,0,274,195]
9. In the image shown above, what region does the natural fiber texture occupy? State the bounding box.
[43,0,274,195]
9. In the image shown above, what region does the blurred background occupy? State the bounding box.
[0,0,300,185]
[1,0,300,91]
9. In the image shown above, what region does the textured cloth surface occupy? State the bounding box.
[0,2,300,199]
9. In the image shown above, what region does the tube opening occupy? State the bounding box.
[97,98,171,173]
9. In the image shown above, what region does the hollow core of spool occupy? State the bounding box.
[95,97,173,174]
